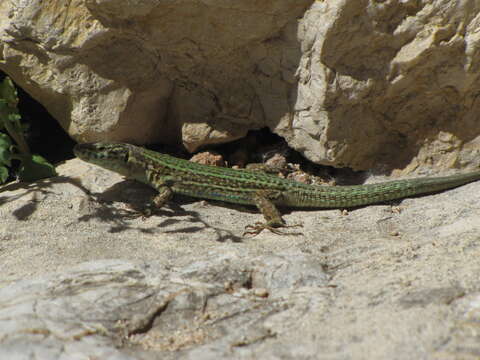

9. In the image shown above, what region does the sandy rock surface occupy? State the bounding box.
[0,159,479,359]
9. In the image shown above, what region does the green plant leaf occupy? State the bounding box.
[0,100,9,130]
[0,133,12,166]
[7,113,21,123]
[0,166,8,184]
[7,112,23,134]
[0,77,19,108]
[18,154,57,182]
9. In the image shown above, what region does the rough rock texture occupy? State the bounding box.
[1,159,480,359]
[0,0,310,150]
[1,0,480,171]
[293,0,480,172]
[0,257,329,359]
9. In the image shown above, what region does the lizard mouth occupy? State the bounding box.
[73,142,108,161]
[73,142,96,159]
[73,142,130,164]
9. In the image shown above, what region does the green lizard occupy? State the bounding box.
[74,142,480,235]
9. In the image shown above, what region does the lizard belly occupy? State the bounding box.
[172,183,256,205]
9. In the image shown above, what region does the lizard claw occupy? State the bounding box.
[124,205,154,220]
[243,222,303,237]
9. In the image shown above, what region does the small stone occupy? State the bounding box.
[253,288,269,298]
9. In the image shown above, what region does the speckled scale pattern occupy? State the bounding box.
[74,142,480,209]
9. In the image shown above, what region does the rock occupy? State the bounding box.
[0,0,310,151]
[0,159,480,358]
[0,254,328,359]
[290,0,480,171]
[2,1,479,171]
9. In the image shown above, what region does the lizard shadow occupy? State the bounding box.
[0,172,244,241]
[0,176,90,221]
[0,174,152,233]
[78,180,245,242]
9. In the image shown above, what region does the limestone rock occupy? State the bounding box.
[0,158,479,358]
[1,0,480,171]
[291,0,480,172]
[0,0,310,150]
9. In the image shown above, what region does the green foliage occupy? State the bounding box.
[0,133,12,183]
[0,77,57,184]
[0,77,18,107]
[18,154,57,182]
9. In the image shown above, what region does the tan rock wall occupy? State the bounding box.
[1,0,480,172]
[293,0,480,172]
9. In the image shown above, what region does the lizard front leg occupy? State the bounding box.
[243,191,302,236]
[127,175,174,218]
[126,185,173,218]
[140,173,178,216]
[141,185,173,216]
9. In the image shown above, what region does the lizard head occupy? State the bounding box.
[74,142,133,175]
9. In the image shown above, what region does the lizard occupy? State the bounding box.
[73,142,480,236]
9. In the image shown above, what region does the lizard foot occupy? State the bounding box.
[243,222,303,237]
[124,205,154,220]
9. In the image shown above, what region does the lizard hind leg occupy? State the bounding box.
[243,191,303,236]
